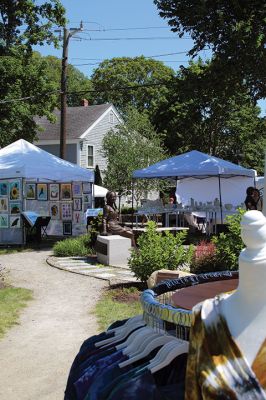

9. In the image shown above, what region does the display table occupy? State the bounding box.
[171,278,238,310]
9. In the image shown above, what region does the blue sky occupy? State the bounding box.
[35,0,265,114]
[35,0,206,77]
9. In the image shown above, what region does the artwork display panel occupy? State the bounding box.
[63,221,72,236]
[0,198,8,212]
[72,182,82,197]
[83,182,92,194]
[25,183,36,199]
[61,184,72,200]
[73,198,82,211]
[0,214,8,228]
[9,180,21,201]
[37,183,48,201]
[10,215,20,228]
[83,202,90,211]
[10,202,21,214]
[0,181,8,197]
[73,211,83,225]
[61,202,72,220]
[50,202,60,220]
[49,184,60,201]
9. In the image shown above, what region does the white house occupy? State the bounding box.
[34,102,122,176]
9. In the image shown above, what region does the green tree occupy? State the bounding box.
[101,108,166,209]
[0,1,67,147]
[154,60,266,173]
[91,56,174,119]
[0,0,65,55]
[154,0,266,100]
[39,54,92,107]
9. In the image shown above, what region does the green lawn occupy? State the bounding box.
[0,287,33,339]
[95,286,142,331]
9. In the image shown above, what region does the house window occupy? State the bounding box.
[109,111,114,124]
[87,145,94,168]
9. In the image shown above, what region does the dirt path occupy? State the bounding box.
[0,250,107,400]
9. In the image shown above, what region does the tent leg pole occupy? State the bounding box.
[218,175,223,224]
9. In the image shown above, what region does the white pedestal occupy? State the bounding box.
[96,235,131,267]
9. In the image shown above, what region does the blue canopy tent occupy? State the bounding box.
[133,150,256,222]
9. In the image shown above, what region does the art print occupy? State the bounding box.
[50,202,60,220]
[73,197,82,211]
[83,193,92,205]
[10,215,20,228]
[61,202,72,220]
[9,180,21,201]
[0,198,8,212]
[61,183,72,200]
[73,211,83,225]
[37,183,48,201]
[83,182,92,194]
[0,214,8,228]
[72,182,82,197]
[83,202,89,212]
[49,184,60,201]
[25,183,36,199]
[63,221,72,236]
[0,181,8,197]
[10,202,21,214]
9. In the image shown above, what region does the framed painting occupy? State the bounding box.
[83,202,89,212]
[10,202,21,214]
[49,183,60,201]
[25,183,36,200]
[50,202,60,220]
[72,182,82,197]
[10,215,20,228]
[0,181,8,197]
[63,221,72,236]
[0,198,8,212]
[9,180,21,201]
[0,214,8,228]
[73,211,83,225]
[83,182,92,194]
[37,183,48,201]
[61,202,72,220]
[83,193,92,204]
[61,183,72,200]
[73,197,82,211]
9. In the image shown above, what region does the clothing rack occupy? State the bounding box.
[140,270,239,341]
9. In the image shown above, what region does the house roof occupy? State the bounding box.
[35,103,112,140]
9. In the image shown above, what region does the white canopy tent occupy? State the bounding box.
[133,150,256,222]
[0,139,94,182]
[93,184,108,198]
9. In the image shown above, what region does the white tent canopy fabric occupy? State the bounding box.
[133,150,256,179]
[93,184,108,197]
[0,139,94,182]
[175,176,254,207]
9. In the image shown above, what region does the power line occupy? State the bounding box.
[74,35,191,41]
[71,51,189,61]
[0,81,176,104]
[72,60,190,66]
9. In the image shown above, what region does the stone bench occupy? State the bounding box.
[95,235,131,267]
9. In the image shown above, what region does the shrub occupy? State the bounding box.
[53,234,95,257]
[128,221,193,282]
[211,209,245,271]
[190,240,218,274]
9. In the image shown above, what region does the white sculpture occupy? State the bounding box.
[221,210,266,364]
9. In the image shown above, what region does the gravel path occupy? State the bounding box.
[0,250,107,400]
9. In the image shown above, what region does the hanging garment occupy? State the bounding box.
[106,353,187,400]
[185,294,266,399]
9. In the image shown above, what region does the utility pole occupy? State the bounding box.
[59,22,83,160]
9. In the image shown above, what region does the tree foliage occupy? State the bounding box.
[91,56,174,118]
[154,60,266,173]
[154,0,266,99]
[101,108,166,206]
[0,0,66,55]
